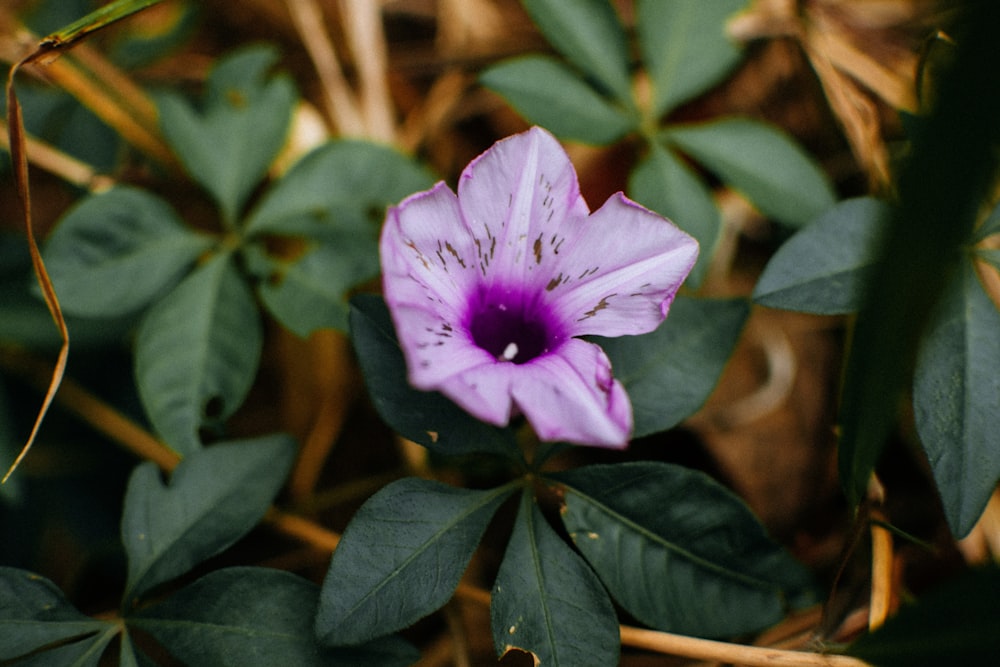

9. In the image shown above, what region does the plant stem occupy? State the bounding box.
[618,625,870,667]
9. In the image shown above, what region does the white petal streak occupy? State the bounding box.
[456,127,589,289]
[511,339,632,448]
[549,193,699,337]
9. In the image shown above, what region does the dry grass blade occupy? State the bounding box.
[2,59,70,485]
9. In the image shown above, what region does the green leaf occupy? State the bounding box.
[158,45,296,224]
[41,0,163,48]
[134,252,262,454]
[0,568,109,660]
[974,200,1000,241]
[628,142,720,286]
[0,382,23,503]
[131,567,419,667]
[118,630,157,667]
[837,2,1000,511]
[315,478,515,645]
[349,295,520,459]
[665,118,836,227]
[977,247,1000,270]
[637,0,747,117]
[244,139,434,239]
[491,490,619,666]
[753,197,890,314]
[521,0,632,103]
[480,56,636,145]
[913,263,1000,537]
[7,626,117,667]
[593,295,748,438]
[848,566,1000,666]
[120,434,296,605]
[253,243,371,336]
[42,186,213,317]
[551,462,815,638]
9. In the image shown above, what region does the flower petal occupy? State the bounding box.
[386,303,497,389]
[546,193,699,337]
[436,361,519,427]
[511,338,632,448]
[381,182,482,310]
[381,183,494,387]
[456,127,590,291]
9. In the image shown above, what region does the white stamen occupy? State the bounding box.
[501,342,518,361]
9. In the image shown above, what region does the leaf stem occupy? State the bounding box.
[618,625,871,667]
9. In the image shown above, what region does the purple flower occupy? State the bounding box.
[380,127,698,448]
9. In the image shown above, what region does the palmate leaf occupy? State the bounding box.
[490,490,619,666]
[41,186,213,317]
[837,1,1000,511]
[0,567,110,661]
[243,139,435,240]
[480,56,636,145]
[520,0,632,103]
[251,242,376,336]
[119,630,158,667]
[593,295,749,438]
[131,568,418,667]
[973,200,1000,242]
[315,477,515,646]
[628,142,720,286]
[349,295,520,459]
[848,565,1000,666]
[6,626,118,667]
[134,252,261,454]
[551,462,816,638]
[913,262,1000,537]
[636,0,747,117]
[120,434,296,605]
[665,118,836,227]
[158,45,296,225]
[753,197,890,314]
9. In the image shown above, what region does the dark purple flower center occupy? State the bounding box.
[467,288,562,365]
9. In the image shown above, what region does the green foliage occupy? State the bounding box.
[837,1,1000,511]
[491,490,620,666]
[121,435,296,605]
[134,253,262,455]
[519,0,632,102]
[480,56,636,145]
[483,0,832,289]
[132,567,418,666]
[243,139,434,239]
[753,197,890,313]
[254,244,367,337]
[349,295,520,459]
[157,44,296,225]
[41,186,213,317]
[628,143,719,285]
[316,478,516,645]
[849,566,1000,666]
[0,568,111,660]
[913,263,1000,537]
[243,139,435,335]
[975,201,1000,241]
[551,462,815,637]
[664,118,836,227]
[636,0,747,117]
[594,296,749,438]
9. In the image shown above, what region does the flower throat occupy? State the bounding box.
[468,292,559,365]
